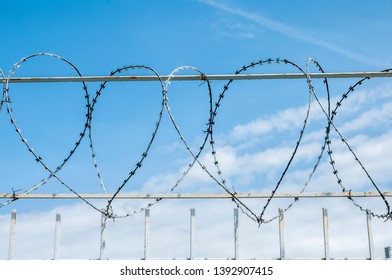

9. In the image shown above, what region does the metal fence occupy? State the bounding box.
[1,54,392,260]
[4,203,392,260]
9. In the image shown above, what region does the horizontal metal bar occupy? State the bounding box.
[1,71,391,83]
[1,191,391,200]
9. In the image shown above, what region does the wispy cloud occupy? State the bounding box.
[199,0,388,67]
[210,18,264,39]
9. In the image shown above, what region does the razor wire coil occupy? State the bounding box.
[0,53,391,224]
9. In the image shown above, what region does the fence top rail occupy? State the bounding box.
[1,191,391,200]
[1,71,392,83]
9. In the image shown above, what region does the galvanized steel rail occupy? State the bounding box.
[2,71,392,83]
[1,191,391,200]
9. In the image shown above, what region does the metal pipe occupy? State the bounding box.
[322,208,330,260]
[100,212,106,260]
[144,209,150,260]
[53,209,61,260]
[234,208,239,260]
[279,208,285,260]
[1,71,392,84]
[8,209,16,260]
[190,208,195,260]
[2,191,391,200]
[366,209,374,260]
[385,247,391,259]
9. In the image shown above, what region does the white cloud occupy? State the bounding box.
[339,101,392,134]
[230,106,307,141]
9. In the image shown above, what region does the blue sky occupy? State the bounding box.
[1,0,392,259]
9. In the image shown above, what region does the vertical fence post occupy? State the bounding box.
[385,247,391,259]
[190,208,195,260]
[279,208,285,260]
[144,209,150,260]
[366,209,374,260]
[8,209,16,260]
[322,208,330,260]
[234,208,239,260]
[100,212,106,260]
[53,209,61,260]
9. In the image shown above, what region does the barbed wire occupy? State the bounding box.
[108,67,214,219]
[304,58,392,221]
[320,66,392,221]
[0,67,5,114]
[0,53,391,224]
[88,65,166,219]
[1,53,105,214]
[204,58,332,225]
